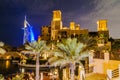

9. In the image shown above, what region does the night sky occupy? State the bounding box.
[0,0,120,47]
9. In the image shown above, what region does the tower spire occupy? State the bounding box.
[24,15,27,28]
[23,16,35,44]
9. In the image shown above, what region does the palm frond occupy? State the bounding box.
[75,42,84,55]
[0,42,4,47]
[57,43,70,56]
[25,40,47,53]
[48,38,92,68]
[25,45,33,50]
[53,52,65,57]
[48,56,69,66]
[79,51,90,60]
[0,48,6,54]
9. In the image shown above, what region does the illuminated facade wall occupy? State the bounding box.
[41,26,51,41]
[97,20,109,44]
[52,10,62,21]
[97,20,108,31]
[70,22,75,30]
[41,10,109,43]
[75,24,80,30]
[51,10,62,30]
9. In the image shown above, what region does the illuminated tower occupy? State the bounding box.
[51,10,63,40]
[97,20,108,31]
[70,22,75,30]
[23,16,35,44]
[97,20,109,44]
[51,10,63,30]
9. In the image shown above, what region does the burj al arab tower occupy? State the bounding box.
[23,16,35,44]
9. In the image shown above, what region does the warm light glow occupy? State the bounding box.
[54,69,58,75]
[79,66,82,68]
[21,68,25,73]
[62,27,69,29]
[24,20,27,28]
[75,24,80,30]
[6,60,10,69]
[53,10,61,21]
[97,20,108,31]
[43,53,48,59]
[51,10,63,30]
[70,22,75,30]
[38,36,41,42]
[6,56,10,59]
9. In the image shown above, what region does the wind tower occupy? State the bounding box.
[97,20,109,44]
[51,10,63,40]
[97,20,108,31]
[23,16,35,44]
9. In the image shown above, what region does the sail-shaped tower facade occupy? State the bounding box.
[23,16,35,44]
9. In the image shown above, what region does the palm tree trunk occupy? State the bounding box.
[70,63,75,80]
[36,53,40,80]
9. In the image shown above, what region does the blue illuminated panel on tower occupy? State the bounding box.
[29,26,35,42]
[23,16,35,44]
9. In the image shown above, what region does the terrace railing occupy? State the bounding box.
[112,68,119,78]
[107,65,120,80]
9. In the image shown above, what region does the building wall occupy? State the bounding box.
[41,10,110,45]
[103,60,120,74]
[93,59,104,74]
[51,30,59,40]
[41,26,51,40]
[97,20,108,31]
[93,59,120,74]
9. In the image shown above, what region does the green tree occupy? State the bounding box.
[12,73,24,80]
[48,38,91,80]
[0,74,4,80]
[25,40,47,80]
[0,41,13,52]
[0,41,6,54]
[78,35,97,50]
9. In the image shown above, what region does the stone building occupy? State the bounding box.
[41,10,109,46]
[41,10,111,75]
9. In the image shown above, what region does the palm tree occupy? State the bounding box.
[78,35,97,50]
[25,40,47,80]
[0,41,6,54]
[48,38,92,80]
[0,48,6,54]
[0,74,4,80]
[0,41,4,47]
[12,73,24,80]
